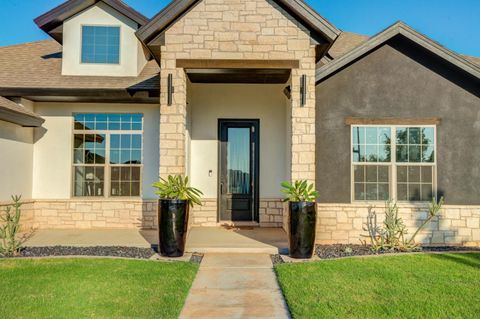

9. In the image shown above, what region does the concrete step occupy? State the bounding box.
[186,246,284,254]
[185,227,288,255]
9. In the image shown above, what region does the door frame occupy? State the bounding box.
[217,119,260,223]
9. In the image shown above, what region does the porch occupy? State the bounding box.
[25,227,288,255]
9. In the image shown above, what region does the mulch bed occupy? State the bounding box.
[316,244,480,260]
[270,245,480,265]
[2,246,157,259]
[190,253,204,264]
[271,254,285,265]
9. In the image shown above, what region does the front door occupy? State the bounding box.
[218,119,259,222]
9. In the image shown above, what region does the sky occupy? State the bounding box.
[0,0,478,57]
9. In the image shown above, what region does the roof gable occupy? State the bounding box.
[35,0,149,43]
[136,0,340,61]
[316,22,480,83]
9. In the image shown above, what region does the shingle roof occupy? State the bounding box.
[35,0,149,44]
[328,32,370,59]
[463,55,480,66]
[0,96,44,127]
[0,40,159,95]
[328,32,480,68]
[318,22,480,82]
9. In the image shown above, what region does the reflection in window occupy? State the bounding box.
[354,165,390,201]
[74,166,104,197]
[396,127,435,163]
[227,128,251,194]
[73,113,143,197]
[352,127,391,162]
[81,26,120,64]
[352,126,436,202]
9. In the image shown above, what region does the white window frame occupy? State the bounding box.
[71,113,144,198]
[350,124,437,203]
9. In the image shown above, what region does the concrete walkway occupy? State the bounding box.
[180,254,290,319]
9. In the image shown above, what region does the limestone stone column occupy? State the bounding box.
[159,64,187,178]
[289,60,316,184]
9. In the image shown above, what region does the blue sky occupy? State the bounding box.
[0,0,478,56]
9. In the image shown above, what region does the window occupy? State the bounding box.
[81,26,120,64]
[73,114,143,197]
[352,126,436,201]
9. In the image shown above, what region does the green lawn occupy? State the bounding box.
[0,258,198,319]
[276,253,480,319]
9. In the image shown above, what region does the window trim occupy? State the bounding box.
[350,124,437,203]
[71,113,144,199]
[80,24,122,65]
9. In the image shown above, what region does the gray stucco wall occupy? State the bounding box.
[316,36,480,205]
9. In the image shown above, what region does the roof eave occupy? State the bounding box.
[35,0,149,44]
[0,108,44,127]
[316,21,480,83]
[0,87,160,98]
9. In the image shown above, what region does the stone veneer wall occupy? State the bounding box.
[191,199,218,226]
[259,198,285,228]
[190,198,286,227]
[2,200,159,230]
[2,198,285,230]
[0,201,35,232]
[316,203,480,247]
[159,0,317,184]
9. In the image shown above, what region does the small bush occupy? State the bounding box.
[0,195,25,257]
[362,197,444,252]
[280,180,319,202]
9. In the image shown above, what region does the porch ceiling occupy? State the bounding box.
[185,68,291,84]
[179,59,297,84]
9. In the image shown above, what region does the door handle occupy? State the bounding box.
[220,183,224,194]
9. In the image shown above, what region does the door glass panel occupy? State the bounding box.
[227,128,250,194]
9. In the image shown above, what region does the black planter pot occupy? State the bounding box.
[288,201,317,259]
[158,199,189,257]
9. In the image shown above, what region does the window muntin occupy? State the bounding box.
[81,26,120,64]
[352,125,436,202]
[73,114,143,197]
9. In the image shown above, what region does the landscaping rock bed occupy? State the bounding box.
[190,253,204,264]
[315,244,480,260]
[271,245,480,264]
[270,254,285,265]
[3,246,157,259]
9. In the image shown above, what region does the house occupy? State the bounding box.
[0,0,479,246]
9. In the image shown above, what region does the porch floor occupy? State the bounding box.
[24,227,288,254]
[25,229,153,248]
[185,227,288,254]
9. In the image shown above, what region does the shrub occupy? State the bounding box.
[281,180,319,202]
[152,175,203,207]
[362,197,444,252]
[0,195,25,257]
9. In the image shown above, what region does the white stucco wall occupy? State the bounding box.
[62,2,147,77]
[0,120,34,201]
[189,84,288,198]
[32,103,160,200]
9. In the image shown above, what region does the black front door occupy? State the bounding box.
[218,119,259,222]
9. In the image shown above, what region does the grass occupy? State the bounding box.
[0,258,198,319]
[275,253,480,319]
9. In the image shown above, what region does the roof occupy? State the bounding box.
[0,40,160,101]
[0,97,44,127]
[327,32,370,59]
[35,0,149,43]
[463,55,480,66]
[136,0,341,61]
[316,21,480,83]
